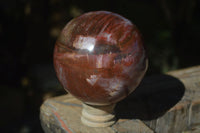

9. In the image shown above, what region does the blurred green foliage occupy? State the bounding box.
[1,0,199,76]
[0,0,199,132]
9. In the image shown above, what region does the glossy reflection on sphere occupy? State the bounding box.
[54,11,148,105]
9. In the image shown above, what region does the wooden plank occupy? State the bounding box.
[40,66,200,133]
[145,66,200,133]
[40,95,153,133]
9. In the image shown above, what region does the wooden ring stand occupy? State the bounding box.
[81,103,116,127]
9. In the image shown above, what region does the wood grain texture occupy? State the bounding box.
[54,11,147,105]
[40,66,200,133]
[40,94,153,133]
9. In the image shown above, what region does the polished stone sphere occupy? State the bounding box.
[54,11,148,105]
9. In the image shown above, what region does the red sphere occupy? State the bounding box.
[54,11,148,105]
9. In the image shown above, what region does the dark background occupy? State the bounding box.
[0,0,199,132]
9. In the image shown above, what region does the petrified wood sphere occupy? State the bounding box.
[54,11,148,105]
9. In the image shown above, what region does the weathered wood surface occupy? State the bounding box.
[40,66,200,133]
